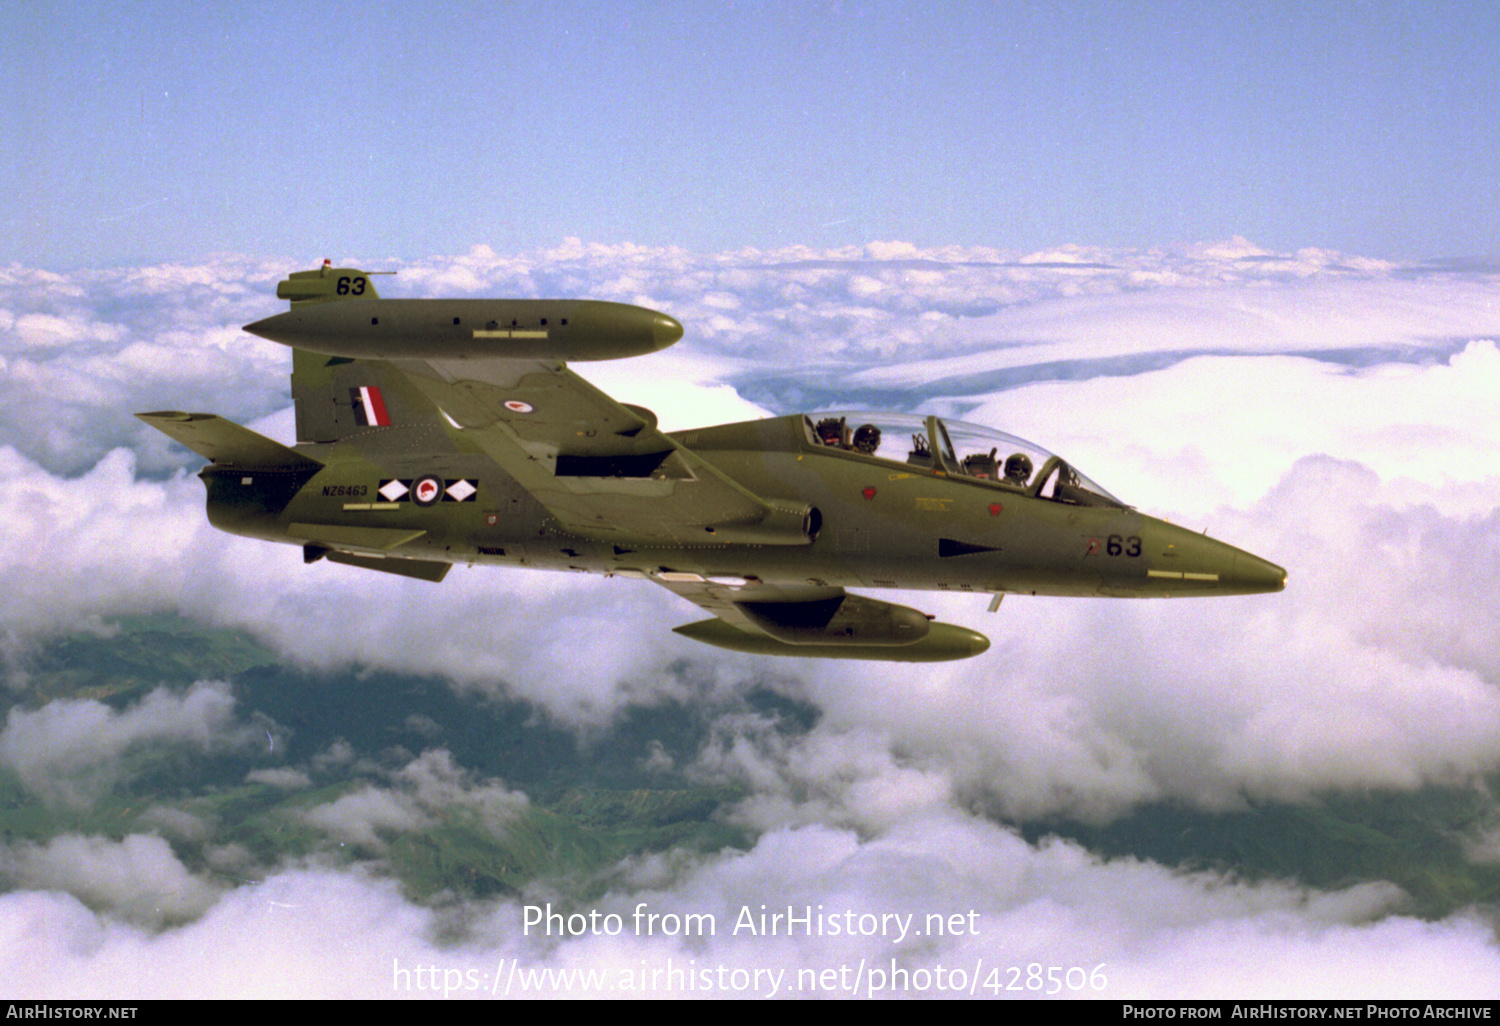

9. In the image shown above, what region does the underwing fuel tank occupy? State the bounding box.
[674,618,992,662]
[674,593,990,661]
[244,297,684,361]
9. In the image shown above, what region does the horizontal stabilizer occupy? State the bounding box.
[136,412,322,471]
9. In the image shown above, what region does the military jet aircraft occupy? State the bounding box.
[138,263,1285,662]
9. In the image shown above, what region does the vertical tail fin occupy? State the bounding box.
[275,260,386,306]
[135,411,322,469]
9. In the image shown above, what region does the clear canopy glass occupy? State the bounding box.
[804,411,1125,507]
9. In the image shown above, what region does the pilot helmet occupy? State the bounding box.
[1004,452,1033,483]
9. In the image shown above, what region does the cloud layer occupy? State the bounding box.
[1,239,1497,997]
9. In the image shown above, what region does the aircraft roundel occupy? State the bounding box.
[413,475,443,507]
[504,400,533,413]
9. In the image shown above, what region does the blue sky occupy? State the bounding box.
[5,0,1498,267]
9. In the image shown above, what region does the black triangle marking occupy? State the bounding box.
[939,538,1000,558]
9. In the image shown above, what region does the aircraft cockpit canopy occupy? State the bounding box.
[804,411,1126,508]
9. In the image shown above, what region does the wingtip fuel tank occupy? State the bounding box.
[245,299,682,361]
[245,267,682,361]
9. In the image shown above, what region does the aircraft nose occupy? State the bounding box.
[1232,551,1287,593]
[652,312,684,350]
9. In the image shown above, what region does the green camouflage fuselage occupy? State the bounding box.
[205,411,1281,598]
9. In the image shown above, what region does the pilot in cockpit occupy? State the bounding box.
[1003,452,1033,487]
[852,423,881,454]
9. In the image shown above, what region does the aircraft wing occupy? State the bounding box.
[650,574,985,658]
[651,576,850,638]
[389,356,815,547]
[654,575,991,661]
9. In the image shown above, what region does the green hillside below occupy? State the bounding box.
[2,614,1496,920]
